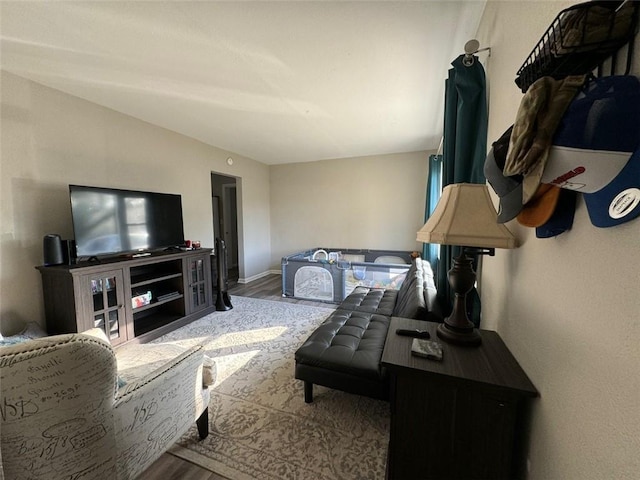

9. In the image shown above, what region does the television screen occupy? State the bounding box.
[70,185,185,258]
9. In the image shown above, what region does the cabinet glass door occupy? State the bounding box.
[89,272,127,344]
[187,256,210,313]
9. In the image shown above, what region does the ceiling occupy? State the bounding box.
[0,1,487,165]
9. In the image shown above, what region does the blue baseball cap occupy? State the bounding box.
[583,149,640,227]
[540,75,640,228]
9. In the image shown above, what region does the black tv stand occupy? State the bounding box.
[36,248,214,346]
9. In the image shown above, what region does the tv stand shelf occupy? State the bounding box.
[37,248,214,345]
[133,311,184,337]
[131,272,183,288]
[132,294,184,314]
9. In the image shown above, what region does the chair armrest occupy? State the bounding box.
[115,344,204,397]
[113,345,210,479]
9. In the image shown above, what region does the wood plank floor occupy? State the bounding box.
[138,273,332,479]
[226,273,338,308]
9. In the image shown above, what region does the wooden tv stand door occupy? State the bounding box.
[37,249,214,345]
[381,317,539,480]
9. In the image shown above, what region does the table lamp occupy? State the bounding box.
[416,183,517,346]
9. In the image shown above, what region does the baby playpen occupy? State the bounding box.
[281,247,414,303]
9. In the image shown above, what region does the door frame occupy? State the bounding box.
[222,184,238,269]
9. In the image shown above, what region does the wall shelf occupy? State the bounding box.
[515,0,638,92]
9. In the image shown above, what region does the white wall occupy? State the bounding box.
[269,151,429,267]
[477,2,640,479]
[0,71,271,335]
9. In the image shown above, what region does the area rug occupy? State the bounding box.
[149,296,390,480]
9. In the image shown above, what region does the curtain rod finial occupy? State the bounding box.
[462,39,491,66]
[464,39,480,55]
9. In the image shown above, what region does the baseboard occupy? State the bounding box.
[237,269,281,284]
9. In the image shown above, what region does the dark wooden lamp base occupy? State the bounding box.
[436,251,482,347]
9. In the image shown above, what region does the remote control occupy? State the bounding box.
[395,328,430,339]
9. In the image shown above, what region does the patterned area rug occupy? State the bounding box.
[150,296,390,480]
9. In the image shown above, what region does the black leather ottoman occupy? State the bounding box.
[294,257,437,402]
[294,308,390,403]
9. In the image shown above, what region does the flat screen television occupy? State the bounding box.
[69,185,185,258]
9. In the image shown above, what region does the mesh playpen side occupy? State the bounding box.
[281,248,414,303]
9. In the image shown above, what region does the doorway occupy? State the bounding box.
[211,173,239,284]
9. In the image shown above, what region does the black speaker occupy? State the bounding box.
[43,234,64,266]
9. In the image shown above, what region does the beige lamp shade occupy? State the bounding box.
[417,183,517,249]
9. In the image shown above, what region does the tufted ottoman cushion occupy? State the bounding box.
[338,287,398,317]
[295,309,390,402]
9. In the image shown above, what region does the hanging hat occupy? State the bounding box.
[541,75,640,227]
[504,75,586,204]
[536,189,577,238]
[484,126,523,223]
[583,149,640,227]
[542,147,633,192]
[517,184,561,227]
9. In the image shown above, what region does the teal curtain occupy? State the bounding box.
[435,54,488,327]
[422,154,442,267]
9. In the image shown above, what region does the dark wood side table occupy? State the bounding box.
[381,317,539,480]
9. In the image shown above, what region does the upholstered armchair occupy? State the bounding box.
[0,330,212,479]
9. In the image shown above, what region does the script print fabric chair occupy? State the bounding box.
[0,330,211,479]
